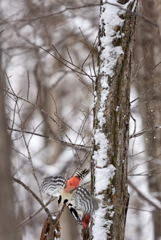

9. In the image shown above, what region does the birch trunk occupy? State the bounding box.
[91,1,137,239]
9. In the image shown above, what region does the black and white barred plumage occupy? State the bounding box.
[40,169,97,224]
[74,169,89,180]
[40,176,66,197]
[71,186,95,214]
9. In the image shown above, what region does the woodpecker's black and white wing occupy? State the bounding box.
[73,186,97,213]
[40,176,66,197]
[68,186,98,221]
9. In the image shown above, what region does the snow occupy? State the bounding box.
[93,207,111,239]
[93,130,109,167]
[97,89,109,127]
[99,2,124,77]
[92,0,134,239]
[95,165,115,193]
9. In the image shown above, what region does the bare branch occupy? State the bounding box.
[128,180,161,212]
[129,126,161,139]
[12,177,54,224]
[17,198,54,228]
[7,127,91,151]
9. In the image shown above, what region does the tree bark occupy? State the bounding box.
[91,1,137,239]
[155,0,161,37]
[135,1,161,239]
[0,50,19,240]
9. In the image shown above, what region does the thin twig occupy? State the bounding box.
[17,198,54,228]
[7,127,91,151]
[0,2,158,29]
[12,177,55,224]
[128,180,161,211]
[129,126,161,139]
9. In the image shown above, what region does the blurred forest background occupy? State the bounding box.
[0,0,161,240]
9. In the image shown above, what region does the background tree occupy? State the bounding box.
[131,1,161,239]
[0,50,19,240]
[1,0,161,240]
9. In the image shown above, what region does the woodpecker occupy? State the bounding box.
[40,169,97,229]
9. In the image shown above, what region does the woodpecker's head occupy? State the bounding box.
[64,169,89,193]
[64,176,80,192]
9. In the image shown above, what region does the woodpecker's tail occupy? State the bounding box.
[74,169,89,180]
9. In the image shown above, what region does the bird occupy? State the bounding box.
[40,169,97,229]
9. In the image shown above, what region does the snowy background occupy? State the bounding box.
[0,0,160,239]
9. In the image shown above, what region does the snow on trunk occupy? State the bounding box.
[91,0,137,239]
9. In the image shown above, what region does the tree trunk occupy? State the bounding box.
[135,1,161,239]
[155,0,161,37]
[0,49,19,240]
[91,1,137,239]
